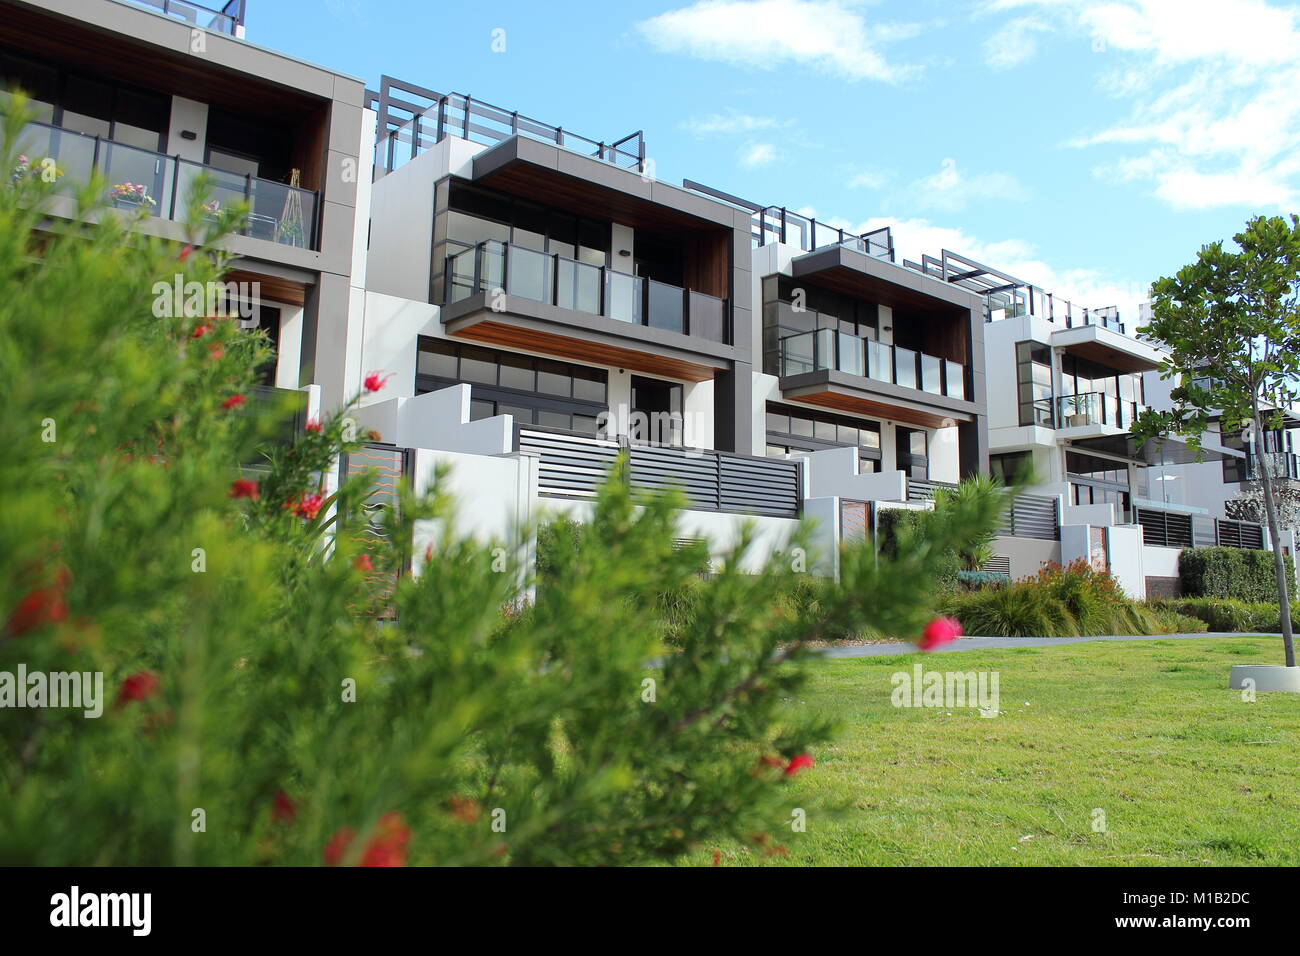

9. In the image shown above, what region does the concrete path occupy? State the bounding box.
[816,632,1277,659]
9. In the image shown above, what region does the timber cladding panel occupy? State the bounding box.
[449,320,717,382]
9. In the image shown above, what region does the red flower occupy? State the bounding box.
[4,581,69,637]
[229,478,260,500]
[784,753,815,778]
[289,492,324,521]
[918,616,962,652]
[711,850,722,866]
[190,323,211,339]
[448,796,479,824]
[208,344,224,361]
[323,827,355,866]
[178,244,192,262]
[305,419,323,434]
[221,394,245,410]
[324,812,410,867]
[272,790,297,823]
[363,371,392,393]
[353,553,374,572]
[116,671,159,707]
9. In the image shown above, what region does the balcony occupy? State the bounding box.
[1246,451,1300,482]
[123,0,247,36]
[448,240,726,341]
[441,240,733,382]
[1056,392,1145,432]
[11,121,318,250]
[779,329,966,400]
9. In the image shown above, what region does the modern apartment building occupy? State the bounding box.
[8,0,1285,592]
[0,0,370,417]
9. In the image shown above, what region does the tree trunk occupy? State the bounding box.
[1251,412,1297,668]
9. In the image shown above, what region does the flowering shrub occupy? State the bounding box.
[0,101,1005,865]
[110,181,156,208]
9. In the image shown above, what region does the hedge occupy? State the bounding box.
[1179,546,1294,602]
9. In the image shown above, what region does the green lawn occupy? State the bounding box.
[698,637,1300,866]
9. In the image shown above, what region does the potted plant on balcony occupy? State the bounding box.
[110,182,156,213]
[274,168,305,248]
[9,154,63,187]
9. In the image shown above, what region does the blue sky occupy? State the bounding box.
[248,0,1300,319]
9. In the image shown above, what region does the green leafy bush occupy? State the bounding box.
[877,506,960,592]
[940,561,1166,637]
[1179,547,1292,602]
[1153,598,1282,633]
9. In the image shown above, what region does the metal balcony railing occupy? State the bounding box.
[9,121,319,249]
[123,0,247,36]
[446,240,729,344]
[778,328,966,400]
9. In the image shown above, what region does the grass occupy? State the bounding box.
[690,636,1300,866]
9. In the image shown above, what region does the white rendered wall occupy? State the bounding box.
[365,137,485,302]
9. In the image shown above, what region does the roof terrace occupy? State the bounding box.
[367,75,646,178]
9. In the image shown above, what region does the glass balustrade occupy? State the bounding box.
[894,346,917,390]
[5,120,320,248]
[443,240,729,343]
[776,329,967,400]
[920,353,942,395]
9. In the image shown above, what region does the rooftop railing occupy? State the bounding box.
[778,328,966,400]
[371,77,646,178]
[753,206,894,260]
[123,0,246,36]
[446,239,729,344]
[10,120,318,249]
[905,248,1128,337]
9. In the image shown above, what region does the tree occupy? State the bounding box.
[0,100,1008,865]
[1134,215,1300,669]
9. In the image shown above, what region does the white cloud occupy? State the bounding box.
[982,16,1049,70]
[911,157,1032,211]
[638,0,925,84]
[681,111,788,135]
[992,0,1300,211]
[740,142,779,167]
[848,168,890,189]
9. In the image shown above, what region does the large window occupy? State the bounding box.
[765,403,882,472]
[433,181,610,303]
[0,48,168,150]
[761,275,879,376]
[1016,341,1053,427]
[1065,450,1131,511]
[416,338,607,435]
[1059,353,1144,426]
[990,451,1033,484]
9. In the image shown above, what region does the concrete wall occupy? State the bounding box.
[992,535,1060,580]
